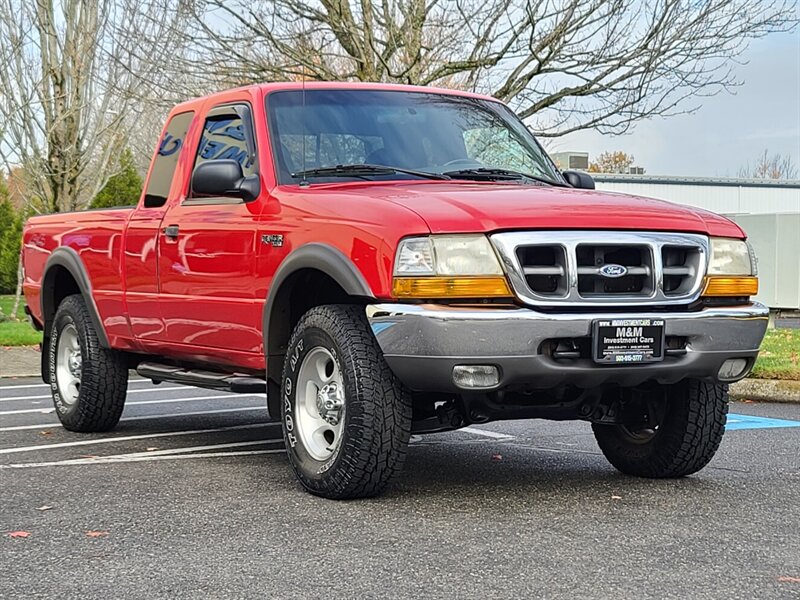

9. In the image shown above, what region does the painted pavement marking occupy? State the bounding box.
[0,393,264,416]
[0,422,279,455]
[726,413,800,431]
[0,406,269,432]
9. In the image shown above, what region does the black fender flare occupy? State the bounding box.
[262,243,374,374]
[41,247,110,348]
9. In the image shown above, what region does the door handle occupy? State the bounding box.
[162,225,180,239]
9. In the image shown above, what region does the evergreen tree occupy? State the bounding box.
[91,149,144,208]
[0,184,22,294]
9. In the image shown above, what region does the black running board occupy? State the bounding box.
[136,362,267,394]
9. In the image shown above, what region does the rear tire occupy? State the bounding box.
[48,294,128,432]
[592,379,728,478]
[280,304,412,499]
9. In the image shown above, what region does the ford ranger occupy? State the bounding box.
[22,82,768,499]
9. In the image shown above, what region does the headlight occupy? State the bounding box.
[708,238,754,275]
[393,235,511,298]
[394,235,504,276]
[394,237,435,275]
[703,237,758,298]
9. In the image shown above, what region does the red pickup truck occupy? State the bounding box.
[22,82,768,499]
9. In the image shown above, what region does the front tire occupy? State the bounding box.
[592,379,728,478]
[281,305,412,499]
[48,294,128,432]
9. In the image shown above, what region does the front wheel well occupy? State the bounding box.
[265,268,370,386]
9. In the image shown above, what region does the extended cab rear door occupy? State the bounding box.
[156,100,264,356]
[124,110,196,341]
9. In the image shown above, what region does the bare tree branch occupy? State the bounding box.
[0,0,189,212]
[183,0,797,136]
[738,149,799,179]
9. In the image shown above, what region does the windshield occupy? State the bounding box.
[266,89,564,185]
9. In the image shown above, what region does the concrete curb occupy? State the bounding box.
[0,345,41,378]
[728,378,800,404]
[2,345,799,403]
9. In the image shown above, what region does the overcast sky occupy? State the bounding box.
[549,29,800,178]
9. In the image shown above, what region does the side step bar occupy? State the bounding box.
[136,362,267,394]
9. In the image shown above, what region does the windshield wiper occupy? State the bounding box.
[442,168,567,187]
[293,164,450,181]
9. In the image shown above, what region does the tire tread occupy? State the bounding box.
[50,295,128,432]
[593,379,728,478]
[282,304,412,499]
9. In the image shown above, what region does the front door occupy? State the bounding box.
[157,102,264,355]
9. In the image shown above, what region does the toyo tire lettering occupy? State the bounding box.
[280,304,412,500]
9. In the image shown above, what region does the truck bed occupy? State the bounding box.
[22,207,135,337]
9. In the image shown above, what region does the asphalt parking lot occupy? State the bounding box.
[1,377,799,599]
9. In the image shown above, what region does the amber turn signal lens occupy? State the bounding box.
[392,276,513,298]
[701,276,758,297]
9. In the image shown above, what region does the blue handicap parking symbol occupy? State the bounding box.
[726,413,800,431]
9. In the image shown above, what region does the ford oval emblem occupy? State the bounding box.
[599,264,628,278]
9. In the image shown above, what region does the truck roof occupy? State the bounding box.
[169,81,500,115]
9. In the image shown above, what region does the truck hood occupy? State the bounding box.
[332,182,743,238]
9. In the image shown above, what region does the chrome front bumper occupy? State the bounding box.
[367,303,769,392]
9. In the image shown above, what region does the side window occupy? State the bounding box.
[143,111,194,208]
[194,107,256,177]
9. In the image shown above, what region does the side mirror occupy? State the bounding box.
[191,160,260,202]
[562,170,595,190]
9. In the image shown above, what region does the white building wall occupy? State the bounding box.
[730,214,800,310]
[593,175,800,216]
[590,175,800,310]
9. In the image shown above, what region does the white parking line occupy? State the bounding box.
[106,438,283,459]
[0,428,521,469]
[1,446,285,469]
[0,386,203,403]
[0,382,49,391]
[129,394,261,406]
[461,427,516,440]
[0,406,271,432]
[0,407,57,416]
[0,422,279,455]
[0,393,263,416]
[0,378,159,392]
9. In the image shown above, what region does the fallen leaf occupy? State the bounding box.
[39,431,53,436]
[36,506,53,512]
[778,576,800,584]
[7,531,31,538]
[491,454,502,461]
[611,495,622,500]
[85,531,109,538]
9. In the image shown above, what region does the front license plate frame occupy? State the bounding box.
[592,318,665,364]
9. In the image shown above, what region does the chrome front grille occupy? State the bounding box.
[491,231,708,307]
[515,245,568,296]
[661,244,704,296]
[575,243,653,297]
